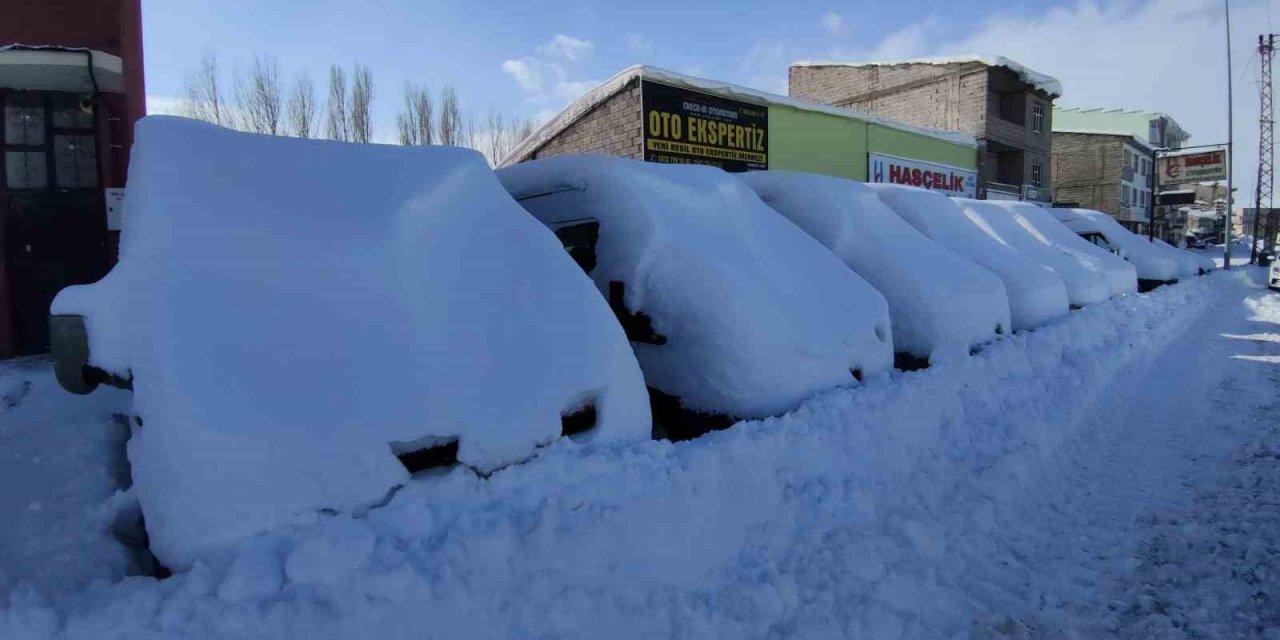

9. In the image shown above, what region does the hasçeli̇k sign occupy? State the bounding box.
[1157,149,1228,186]
[869,153,977,198]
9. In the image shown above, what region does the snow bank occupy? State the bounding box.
[50,117,651,569]
[3,268,1219,640]
[989,201,1138,297]
[791,55,1063,97]
[1153,237,1210,276]
[738,171,1010,362]
[497,154,894,419]
[868,184,1069,331]
[955,198,1111,307]
[1050,208,1180,283]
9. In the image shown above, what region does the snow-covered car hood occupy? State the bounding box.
[51,117,651,568]
[498,154,894,418]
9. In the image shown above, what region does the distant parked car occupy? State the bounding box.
[739,170,1010,368]
[869,183,1069,332]
[987,201,1137,298]
[497,154,894,439]
[1270,259,1280,290]
[1049,208,1180,291]
[954,199,1111,308]
[49,117,653,570]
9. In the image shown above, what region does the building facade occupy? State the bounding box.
[787,57,1061,203]
[0,0,145,358]
[503,66,980,197]
[1051,132,1155,232]
[1053,107,1188,150]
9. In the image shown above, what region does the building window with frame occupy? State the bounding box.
[1031,162,1043,186]
[1032,103,1044,134]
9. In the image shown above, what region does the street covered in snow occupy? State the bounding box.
[2,264,1277,639]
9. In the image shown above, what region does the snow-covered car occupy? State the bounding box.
[869,184,1069,331]
[954,198,1111,308]
[1049,208,1180,290]
[739,171,1010,367]
[1271,260,1280,291]
[988,201,1137,298]
[497,154,894,437]
[1153,237,1214,275]
[49,117,652,569]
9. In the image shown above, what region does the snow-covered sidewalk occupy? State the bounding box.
[1,270,1277,639]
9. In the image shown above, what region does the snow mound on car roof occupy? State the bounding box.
[51,117,651,568]
[739,171,1010,362]
[498,154,894,419]
[955,198,1111,307]
[1051,208,1180,282]
[868,184,1069,331]
[989,201,1138,298]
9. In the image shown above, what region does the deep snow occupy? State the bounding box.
[869,184,1070,331]
[51,118,652,570]
[4,271,1277,639]
[738,170,1010,362]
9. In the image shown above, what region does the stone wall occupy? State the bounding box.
[1052,132,1123,214]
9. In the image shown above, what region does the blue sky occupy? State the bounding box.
[144,0,1279,201]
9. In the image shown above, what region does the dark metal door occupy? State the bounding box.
[4,192,109,355]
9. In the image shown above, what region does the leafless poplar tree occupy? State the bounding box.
[234,55,282,135]
[326,65,349,142]
[181,51,227,126]
[287,73,317,138]
[348,65,375,143]
[438,85,463,147]
[395,82,434,146]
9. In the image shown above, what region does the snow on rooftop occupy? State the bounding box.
[792,55,1063,97]
[500,65,976,167]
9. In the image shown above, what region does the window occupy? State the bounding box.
[3,91,96,190]
[1032,103,1044,134]
[1123,185,1131,205]
[1031,162,1043,186]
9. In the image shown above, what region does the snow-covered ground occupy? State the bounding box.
[2,269,1278,639]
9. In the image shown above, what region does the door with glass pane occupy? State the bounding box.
[2,90,108,355]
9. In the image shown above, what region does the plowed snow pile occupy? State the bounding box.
[9,268,1271,640]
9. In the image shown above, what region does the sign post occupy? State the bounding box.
[1152,145,1231,250]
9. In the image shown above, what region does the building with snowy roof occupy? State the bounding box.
[787,56,1060,204]
[500,65,980,200]
[1051,108,1192,238]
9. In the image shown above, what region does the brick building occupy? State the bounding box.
[1051,132,1155,233]
[0,0,145,358]
[503,65,980,198]
[787,56,1061,202]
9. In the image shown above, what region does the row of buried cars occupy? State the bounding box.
[48,118,1214,567]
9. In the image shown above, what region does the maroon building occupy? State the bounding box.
[0,0,145,358]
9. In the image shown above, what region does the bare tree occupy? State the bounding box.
[326,65,349,142]
[181,51,227,126]
[348,64,375,143]
[483,110,505,163]
[234,55,282,135]
[395,82,434,146]
[287,73,317,138]
[438,85,462,147]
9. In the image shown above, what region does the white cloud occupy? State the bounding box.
[502,36,599,112]
[537,34,594,63]
[501,57,544,93]
[821,12,845,34]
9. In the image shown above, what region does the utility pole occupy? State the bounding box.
[1226,0,1235,269]
[1253,33,1275,264]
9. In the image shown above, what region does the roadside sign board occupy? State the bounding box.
[1157,149,1228,186]
[641,79,768,172]
[868,152,978,198]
